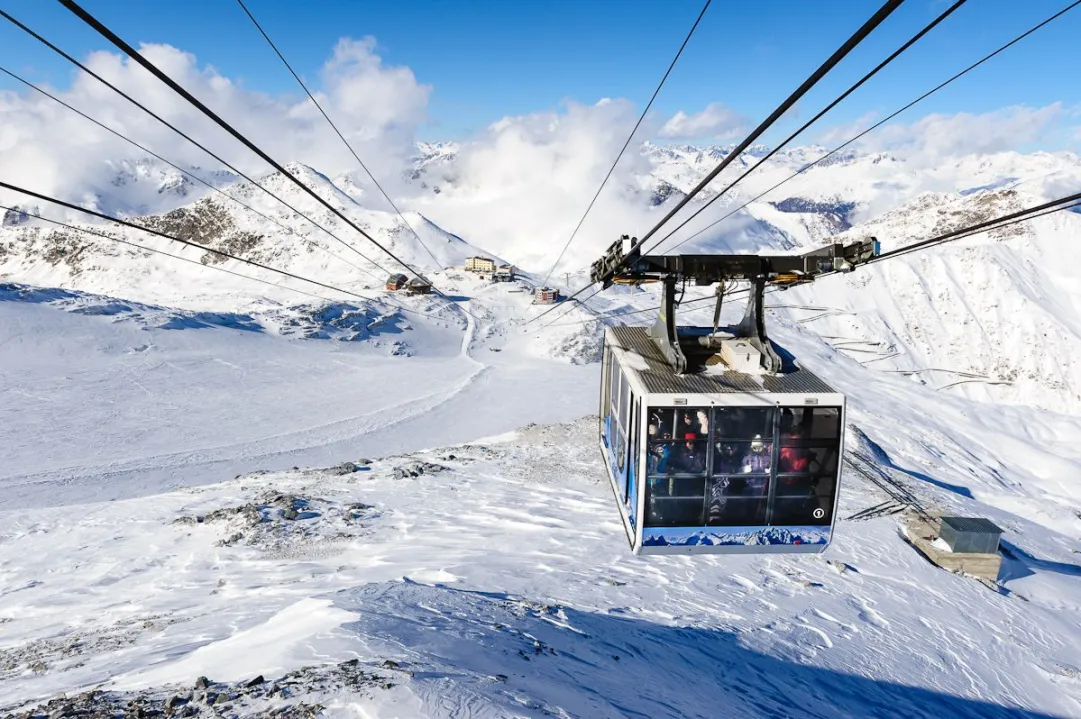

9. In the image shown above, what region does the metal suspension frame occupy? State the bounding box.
[592,235,880,375]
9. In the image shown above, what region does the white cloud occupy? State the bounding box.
[405,98,666,274]
[817,104,1067,167]
[0,38,431,214]
[0,38,679,277]
[658,102,745,141]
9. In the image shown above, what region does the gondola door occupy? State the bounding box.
[625,396,638,512]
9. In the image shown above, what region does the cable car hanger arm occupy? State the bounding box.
[590,235,881,289]
[590,235,880,376]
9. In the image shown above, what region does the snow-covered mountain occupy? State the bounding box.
[0,160,505,312]
[3,143,1079,412]
[777,186,1081,414]
[400,139,1081,268]
[3,142,1081,716]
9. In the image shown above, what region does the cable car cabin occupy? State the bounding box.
[599,326,844,555]
[587,235,881,556]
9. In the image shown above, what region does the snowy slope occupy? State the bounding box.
[3,264,1081,716]
[2,143,1081,717]
[773,188,1081,415]
[1,377,1080,716]
[0,160,499,315]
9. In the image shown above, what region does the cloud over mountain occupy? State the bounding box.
[658,101,746,141]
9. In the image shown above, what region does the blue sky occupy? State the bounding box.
[1,0,1079,147]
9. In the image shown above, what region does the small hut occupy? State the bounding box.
[385,273,408,291]
[405,277,432,295]
[533,287,560,304]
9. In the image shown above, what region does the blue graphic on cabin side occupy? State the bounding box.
[642,525,831,547]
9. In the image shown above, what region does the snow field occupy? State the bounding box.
[1,417,1079,717]
[1,143,1080,716]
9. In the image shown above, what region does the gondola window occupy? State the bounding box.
[772,407,842,526]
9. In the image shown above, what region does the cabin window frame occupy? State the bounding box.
[640,402,843,530]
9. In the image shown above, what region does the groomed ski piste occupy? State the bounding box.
[2,152,1081,718]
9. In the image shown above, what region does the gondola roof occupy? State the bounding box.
[607,326,837,396]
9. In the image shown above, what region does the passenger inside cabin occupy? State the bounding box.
[779,412,811,473]
[743,436,771,474]
[648,438,673,474]
[715,443,743,474]
[680,440,706,473]
[679,412,699,439]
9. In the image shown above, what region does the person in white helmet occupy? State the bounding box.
[742,435,771,474]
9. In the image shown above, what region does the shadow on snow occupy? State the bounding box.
[1000,540,1081,581]
[853,426,974,499]
[333,580,1055,719]
[0,282,414,340]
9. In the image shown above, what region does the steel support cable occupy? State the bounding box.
[635,0,904,251]
[539,194,1081,328]
[649,0,969,254]
[0,64,295,237]
[524,0,905,327]
[664,0,1081,254]
[235,0,443,270]
[867,191,1081,265]
[0,204,333,303]
[0,8,392,281]
[536,0,713,289]
[58,0,443,294]
[0,180,456,322]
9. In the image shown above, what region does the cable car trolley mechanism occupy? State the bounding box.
[592,235,880,555]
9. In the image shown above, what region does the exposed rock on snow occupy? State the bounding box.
[391,461,446,479]
[171,489,380,554]
[1,659,396,719]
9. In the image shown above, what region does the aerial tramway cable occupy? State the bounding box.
[662,0,1081,254]
[536,0,713,290]
[57,0,449,299]
[647,0,970,254]
[0,8,394,280]
[235,0,444,271]
[537,191,1081,329]
[525,0,905,326]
